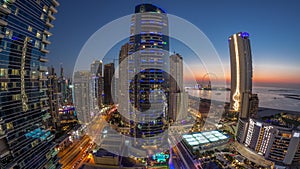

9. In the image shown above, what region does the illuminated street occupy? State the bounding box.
[233,142,274,168]
[58,135,93,169]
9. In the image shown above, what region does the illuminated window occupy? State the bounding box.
[41,43,45,50]
[282,133,291,138]
[42,34,47,40]
[40,13,44,20]
[31,71,37,79]
[34,103,38,109]
[34,40,40,48]
[1,82,8,91]
[5,29,13,39]
[43,5,48,12]
[12,94,21,101]
[12,69,20,75]
[28,25,32,32]
[1,2,8,8]
[0,68,8,77]
[6,122,14,130]
[36,31,41,38]
[14,8,19,16]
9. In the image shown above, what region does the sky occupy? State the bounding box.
[47,0,300,89]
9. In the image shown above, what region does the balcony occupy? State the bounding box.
[44,30,52,36]
[49,6,58,14]
[39,75,48,81]
[39,57,49,62]
[0,6,11,14]
[52,0,60,7]
[0,19,8,26]
[42,38,51,45]
[45,21,54,28]
[40,97,49,101]
[41,106,50,111]
[48,13,56,20]
[42,112,51,121]
[39,65,48,72]
[40,48,50,54]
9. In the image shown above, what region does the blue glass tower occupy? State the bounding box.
[127,4,170,149]
[0,0,60,168]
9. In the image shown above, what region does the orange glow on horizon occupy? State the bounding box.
[183,74,300,85]
[183,63,300,86]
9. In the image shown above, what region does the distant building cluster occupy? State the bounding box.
[47,66,77,131]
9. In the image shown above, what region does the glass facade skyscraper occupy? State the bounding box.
[90,60,102,113]
[228,32,253,117]
[103,63,114,105]
[169,53,183,122]
[74,70,91,125]
[0,0,59,168]
[127,4,170,149]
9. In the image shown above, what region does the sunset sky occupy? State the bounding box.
[47,0,300,89]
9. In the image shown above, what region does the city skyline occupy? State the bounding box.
[47,0,300,89]
[1,1,300,168]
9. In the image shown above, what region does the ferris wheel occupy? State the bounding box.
[201,73,217,90]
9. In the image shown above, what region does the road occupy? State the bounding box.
[233,142,274,168]
[58,135,92,169]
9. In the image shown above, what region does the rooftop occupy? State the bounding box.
[182,130,229,146]
[94,148,117,157]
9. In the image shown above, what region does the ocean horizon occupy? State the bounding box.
[187,85,300,113]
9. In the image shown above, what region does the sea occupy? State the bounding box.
[187,86,300,113]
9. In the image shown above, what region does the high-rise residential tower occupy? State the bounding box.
[127,4,170,149]
[118,43,129,121]
[229,32,253,117]
[169,53,183,122]
[73,71,91,125]
[229,32,257,144]
[0,0,60,168]
[47,66,60,130]
[103,63,114,105]
[90,60,102,112]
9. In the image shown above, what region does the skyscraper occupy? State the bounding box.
[0,0,60,168]
[104,63,114,105]
[119,43,129,64]
[229,32,253,118]
[48,67,77,131]
[57,66,66,105]
[73,71,91,125]
[229,32,256,144]
[47,66,60,130]
[118,43,129,121]
[90,60,102,112]
[169,53,183,122]
[127,4,169,148]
